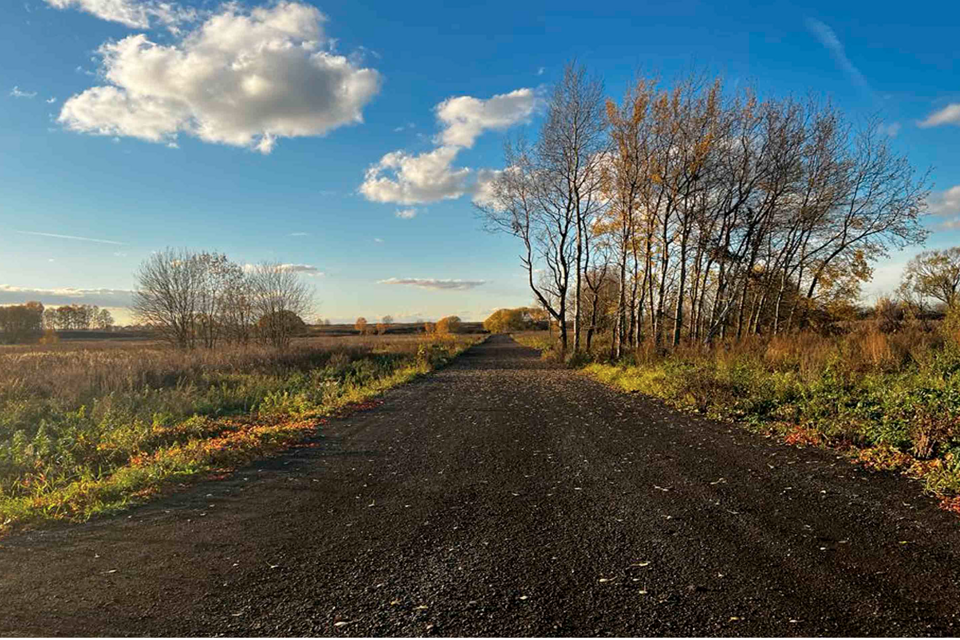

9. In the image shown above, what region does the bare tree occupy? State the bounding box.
[479,62,606,354]
[248,262,313,350]
[132,248,206,349]
[540,62,608,351]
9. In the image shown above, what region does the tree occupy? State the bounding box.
[480,62,606,354]
[900,248,960,308]
[132,248,207,348]
[601,76,654,357]
[355,317,369,335]
[248,262,313,350]
[256,310,307,339]
[483,308,529,333]
[376,315,393,335]
[0,301,43,343]
[94,308,114,330]
[436,315,462,335]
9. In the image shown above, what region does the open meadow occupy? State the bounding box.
[0,330,481,534]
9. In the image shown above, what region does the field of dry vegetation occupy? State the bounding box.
[0,333,479,534]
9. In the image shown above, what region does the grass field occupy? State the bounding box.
[0,332,481,534]
[513,327,960,514]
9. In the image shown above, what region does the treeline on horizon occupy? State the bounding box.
[479,63,931,356]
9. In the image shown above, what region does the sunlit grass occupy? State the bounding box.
[518,327,960,504]
[0,334,480,535]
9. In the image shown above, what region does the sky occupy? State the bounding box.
[2,0,959,324]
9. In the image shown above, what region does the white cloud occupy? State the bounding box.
[395,208,417,219]
[43,0,196,30]
[929,185,960,220]
[806,19,870,92]
[289,231,309,236]
[16,230,124,245]
[435,88,538,148]
[378,277,486,291]
[877,121,901,137]
[0,284,132,307]
[58,2,381,153]
[46,97,57,104]
[472,168,502,208]
[920,104,960,128]
[373,237,384,243]
[10,86,37,99]
[361,146,473,204]
[278,263,323,275]
[360,87,537,205]
[537,66,546,76]
[241,263,323,276]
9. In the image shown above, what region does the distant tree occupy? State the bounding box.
[483,308,529,333]
[436,315,462,335]
[42,307,57,330]
[248,262,313,350]
[355,317,369,335]
[900,248,960,308]
[376,315,394,335]
[256,310,307,340]
[0,301,44,343]
[423,321,436,335]
[132,248,207,348]
[94,308,114,330]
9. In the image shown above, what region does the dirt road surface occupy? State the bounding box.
[2,335,959,636]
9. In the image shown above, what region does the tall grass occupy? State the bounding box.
[516,325,960,501]
[0,334,478,533]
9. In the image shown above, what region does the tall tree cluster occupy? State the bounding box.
[42,304,114,331]
[0,302,44,343]
[481,65,929,354]
[132,248,313,350]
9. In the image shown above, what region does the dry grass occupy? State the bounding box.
[0,333,480,534]
[517,323,960,506]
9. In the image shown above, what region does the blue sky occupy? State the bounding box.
[2,0,959,323]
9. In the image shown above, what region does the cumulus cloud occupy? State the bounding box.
[920,104,960,128]
[0,284,132,307]
[360,146,471,204]
[395,208,418,219]
[58,2,381,153]
[435,88,538,148]
[360,88,537,205]
[378,278,485,291]
[43,0,196,30]
[10,86,37,99]
[929,185,960,222]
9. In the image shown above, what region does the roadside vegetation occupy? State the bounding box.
[0,247,482,535]
[512,302,960,513]
[0,334,477,534]
[477,61,958,512]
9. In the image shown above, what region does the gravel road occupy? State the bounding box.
[2,334,960,636]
